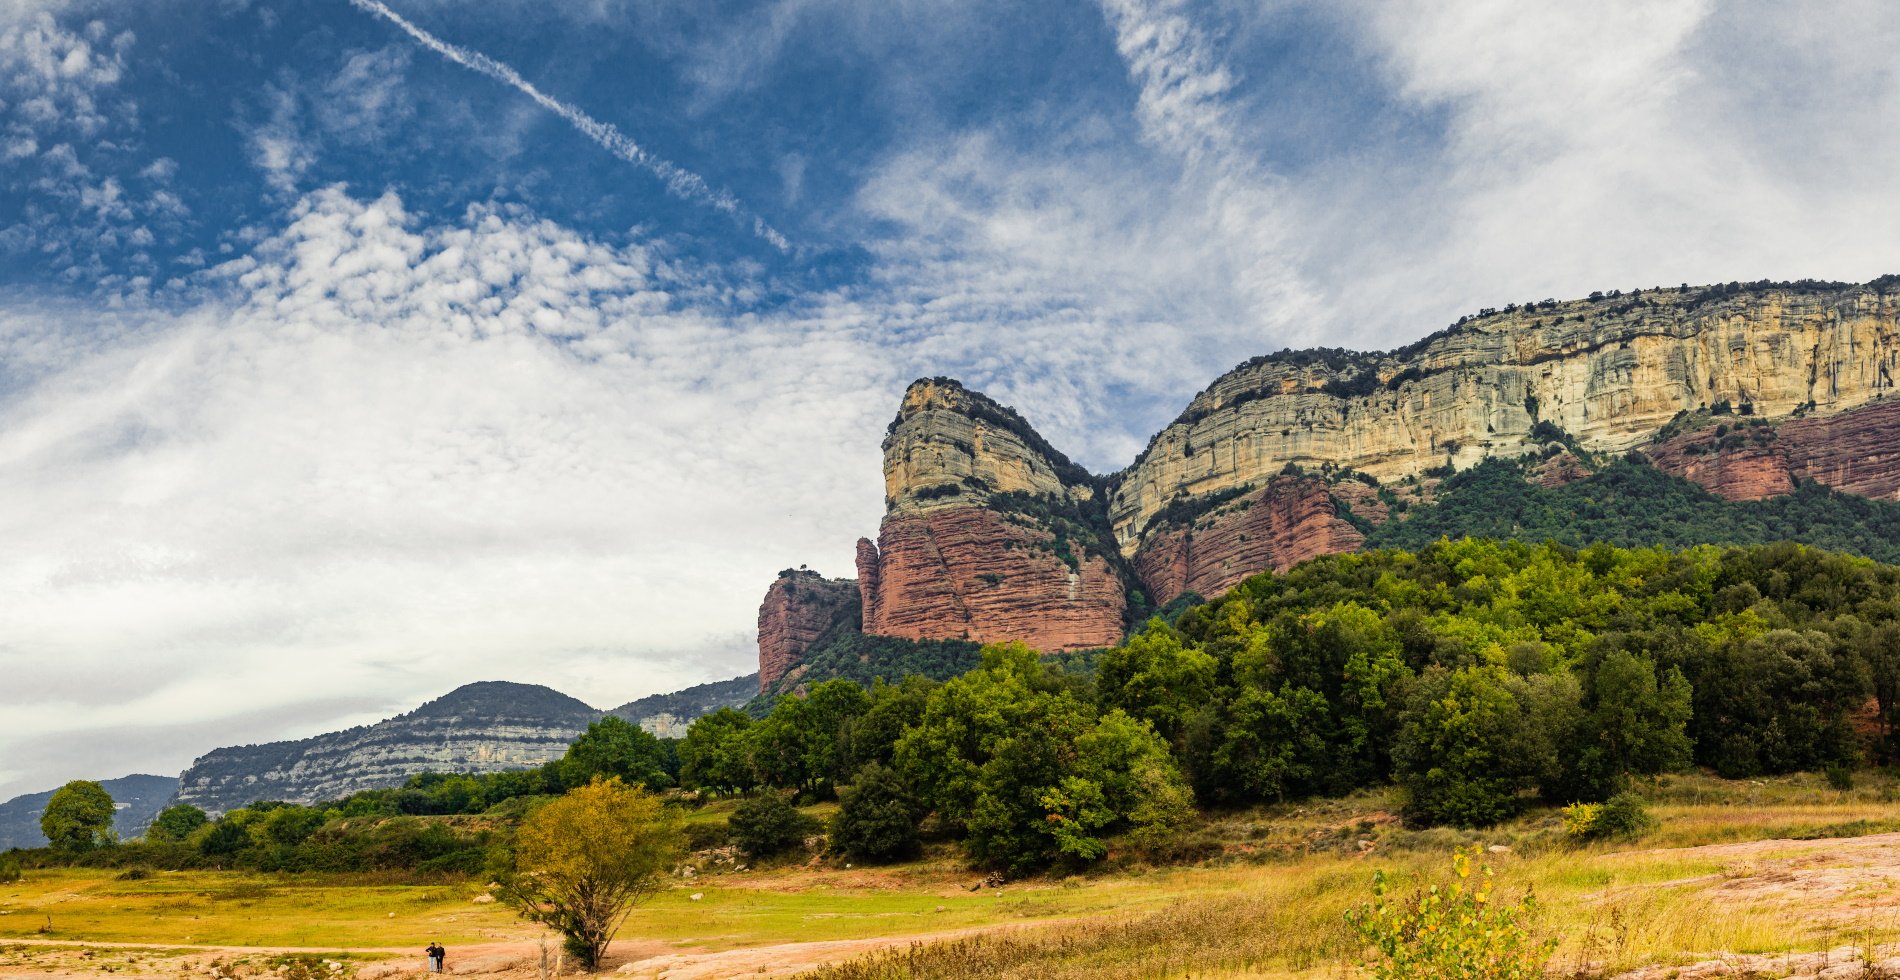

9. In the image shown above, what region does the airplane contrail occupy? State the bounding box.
[346,0,790,252]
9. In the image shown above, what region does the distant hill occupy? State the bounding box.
[0,774,179,850]
[173,681,603,813]
[610,674,756,736]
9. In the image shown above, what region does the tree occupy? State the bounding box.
[1096,619,1215,744]
[557,717,673,791]
[829,763,923,863]
[41,780,116,853]
[500,778,683,971]
[147,804,209,842]
[1393,667,1527,827]
[678,708,757,795]
[728,793,821,859]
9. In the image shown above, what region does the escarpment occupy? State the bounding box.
[1108,279,1900,548]
[763,278,1900,685]
[856,379,1130,652]
[757,569,860,691]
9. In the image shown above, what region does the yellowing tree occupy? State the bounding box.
[500,778,684,971]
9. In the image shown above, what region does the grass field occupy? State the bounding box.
[4,773,1900,978]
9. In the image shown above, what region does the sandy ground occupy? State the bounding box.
[0,919,1072,980]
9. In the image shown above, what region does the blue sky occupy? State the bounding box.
[5,0,1900,799]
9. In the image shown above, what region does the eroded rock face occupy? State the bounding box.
[859,508,1127,651]
[1109,282,1900,551]
[1646,398,1900,502]
[757,570,859,691]
[1132,477,1367,608]
[853,378,1129,651]
[173,682,601,814]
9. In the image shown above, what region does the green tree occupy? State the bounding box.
[1393,667,1526,826]
[1095,619,1215,744]
[146,804,209,842]
[40,780,116,853]
[1561,650,1692,799]
[828,763,923,863]
[499,778,683,971]
[678,708,757,795]
[728,793,821,860]
[899,643,1190,871]
[558,717,673,790]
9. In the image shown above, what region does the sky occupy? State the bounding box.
[4,0,1900,800]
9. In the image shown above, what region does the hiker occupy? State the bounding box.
[425,942,444,973]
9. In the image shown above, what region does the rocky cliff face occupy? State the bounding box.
[1644,398,1900,502]
[854,379,1130,652]
[1131,476,1368,608]
[173,682,601,813]
[766,278,1900,679]
[1108,280,1900,550]
[757,570,860,691]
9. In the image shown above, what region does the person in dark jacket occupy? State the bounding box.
[425,942,445,973]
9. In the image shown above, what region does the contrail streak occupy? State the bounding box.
[346,0,790,252]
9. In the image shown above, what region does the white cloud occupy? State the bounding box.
[0,186,894,799]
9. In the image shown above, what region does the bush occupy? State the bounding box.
[829,763,923,863]
[1346,847,1556,979]
[0,855,20,883]
[1591,793,1655,840]
[1826,764,1856,791]
[728,794,820,859]
[683,821,731,851]
[1563,793,1654,841]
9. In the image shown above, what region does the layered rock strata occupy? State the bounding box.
[1108,281,1900,551]
[1645,399,1900,502]
[173,682,600,813]
[757,570,860,691]
[855,379,1129,651]
[1131,477,1367,607]
[767,278,1900,678]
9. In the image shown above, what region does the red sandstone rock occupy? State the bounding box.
[756,570,859,692]
[1132,477,1367,608]
[858,507,1126,651]
[1646,400,1900,503]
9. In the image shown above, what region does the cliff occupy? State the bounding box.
[757,570,860,691]
[1107,279,1900,549]
[609,673,757,737]
[854,379,1130,651]
[765,277,1900,684]
[173,682,601,813]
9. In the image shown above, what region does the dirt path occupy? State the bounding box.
[0,918,1079,979]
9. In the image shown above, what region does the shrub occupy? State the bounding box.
[829,763,923,863]
[1564,793,1654,841]
[1826,764,1856,791]
[683,821,731,851]
[0,855,20,883]
[728,794,820,859]
[1560,802,1602,839]
[1591,793,1656,840]
[1346,847,1556,979]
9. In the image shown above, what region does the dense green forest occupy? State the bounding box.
[1366,457,1900,562]
[684,540,1900,866]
